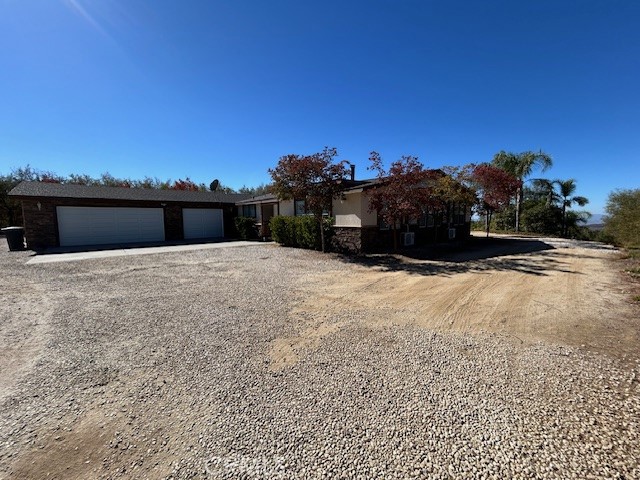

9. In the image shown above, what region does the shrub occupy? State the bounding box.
[270,216,297,247]
[492,205,516,231]
[234,216,258,240]
[604,189,640,248]
[269,216,333,251]
[520,203,562,235]
[470,219,484,231]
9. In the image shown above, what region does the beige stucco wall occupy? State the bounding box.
[332,191,378,227]
[240,195,376,227]
[333,192,362,227]
[360,191,378,227]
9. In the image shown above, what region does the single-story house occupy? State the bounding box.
[8,181,250,250]
[236,174,472,253]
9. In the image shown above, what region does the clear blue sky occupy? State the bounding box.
[1,1,639,214]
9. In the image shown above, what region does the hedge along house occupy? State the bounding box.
[9,181,250,250]
[236,175,472,253]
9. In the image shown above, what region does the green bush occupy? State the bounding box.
[604,189,640,248]
[470,219,484,231]
[270,216,297,247]
[492,205,516,231]
[234,216,258,240]
[520,203,562,235]
[269,216,333,250]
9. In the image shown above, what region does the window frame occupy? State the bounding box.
[241,204,257,219]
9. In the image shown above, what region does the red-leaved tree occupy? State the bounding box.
[472,164,521,237]
[367,151,441,250]
[269,147,349,252]
[171,178,201,191]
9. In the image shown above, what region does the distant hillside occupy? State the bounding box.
[587,213,604,225]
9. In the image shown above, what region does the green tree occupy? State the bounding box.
[555,179,589,237]
[0,166,64,227]
[520,201,562,235]
[604,189,640,248]
[238,183,272,196]
[564,210,592,238]
[492,150,553,232]
[530,179,559,206]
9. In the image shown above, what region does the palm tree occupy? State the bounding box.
[530,178,559,206]
[492,150,553,232]
[555,179,589,237]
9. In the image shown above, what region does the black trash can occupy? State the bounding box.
[1,226,25,251]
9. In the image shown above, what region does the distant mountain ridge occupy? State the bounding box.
[587,213,604,225]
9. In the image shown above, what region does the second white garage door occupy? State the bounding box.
[57,206,165,247]
[182,208,224,239]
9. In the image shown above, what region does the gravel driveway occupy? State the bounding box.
[1,242,639,479]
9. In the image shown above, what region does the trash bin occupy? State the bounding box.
[1,226,25,251]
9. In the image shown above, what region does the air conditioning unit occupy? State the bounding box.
[448,228,456,240]
[401,232,415,246]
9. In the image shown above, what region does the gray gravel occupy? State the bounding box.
[0,244,639,479]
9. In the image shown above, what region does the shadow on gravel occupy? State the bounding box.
[30,238,252,255]
[336,236,579,277]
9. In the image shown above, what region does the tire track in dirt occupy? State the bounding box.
[270,242,640,368]
[0,280,53,401]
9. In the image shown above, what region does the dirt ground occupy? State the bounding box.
[1,234,639,479]
[271,233,640,369]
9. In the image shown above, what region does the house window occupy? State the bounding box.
[427,208,435,227]
[294,199,330,216]
[294,200,306,216]
[379,216,400,230]
[419,211,427,228]
[242,204,257,218]
[420,208,436,228]
[454,204,466,225]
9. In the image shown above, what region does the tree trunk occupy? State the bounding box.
[561,202,567,238]
[515,187,521,233]
[319,216,326,253]
[392,220,398,251]
[485,211,490,237]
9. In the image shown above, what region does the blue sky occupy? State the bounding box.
[1,1,638,214]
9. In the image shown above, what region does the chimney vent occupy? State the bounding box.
[350,164,355,181]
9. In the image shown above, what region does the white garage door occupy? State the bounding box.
[57,206,165,247]
[182,208,224,239]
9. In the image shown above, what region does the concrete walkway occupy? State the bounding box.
[27,241,267,264]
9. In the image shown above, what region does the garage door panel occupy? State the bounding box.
[57,207,165,246]
[183,208,224,239]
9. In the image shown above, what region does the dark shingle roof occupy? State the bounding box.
[339,178,382,192]
[9,181,251,204]
[235,193,279,205]
[235,179,385,204]
[339,170,446,193]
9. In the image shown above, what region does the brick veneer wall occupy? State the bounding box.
[333,222,472,254]
[18,197,238,250]
[21,199,58,250]
[332,227,363,253]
